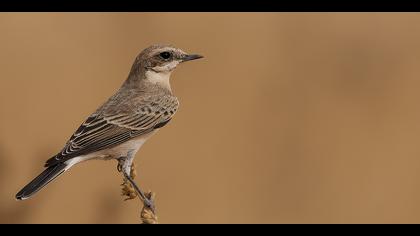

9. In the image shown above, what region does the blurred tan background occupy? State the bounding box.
[1,13,420,223]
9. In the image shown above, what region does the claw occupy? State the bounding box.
[141,191,158,224]
[143,191,156,213]
[144,199,155,212]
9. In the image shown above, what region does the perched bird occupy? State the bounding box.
[15,44,203,210]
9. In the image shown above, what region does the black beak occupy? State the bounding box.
[181,54,204,62]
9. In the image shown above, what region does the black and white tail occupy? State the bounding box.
[15,163,68,200]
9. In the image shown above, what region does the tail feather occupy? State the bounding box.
[15,163,67,200]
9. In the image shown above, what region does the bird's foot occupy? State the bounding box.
[141,191,157,224]
[143,193,156,213]
[117,158,137,178]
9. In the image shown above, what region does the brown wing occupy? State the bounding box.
[45,97,178,167]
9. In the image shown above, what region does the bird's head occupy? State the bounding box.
[130,44,203,74]
[127,44,203,90]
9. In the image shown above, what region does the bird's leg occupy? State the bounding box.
[118,157,137,200]
[117,157,137,178]
[124,171,155,213]
[118,154,155,213]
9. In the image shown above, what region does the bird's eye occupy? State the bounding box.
[159,52,172,60]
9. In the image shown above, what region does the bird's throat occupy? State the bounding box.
[145,70,172,91]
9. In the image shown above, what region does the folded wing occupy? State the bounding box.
[45,97,178,167]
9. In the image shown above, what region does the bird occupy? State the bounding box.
[15,44,203,210]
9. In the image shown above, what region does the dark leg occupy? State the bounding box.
[123,172,155,212]
[117,155,155,213]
